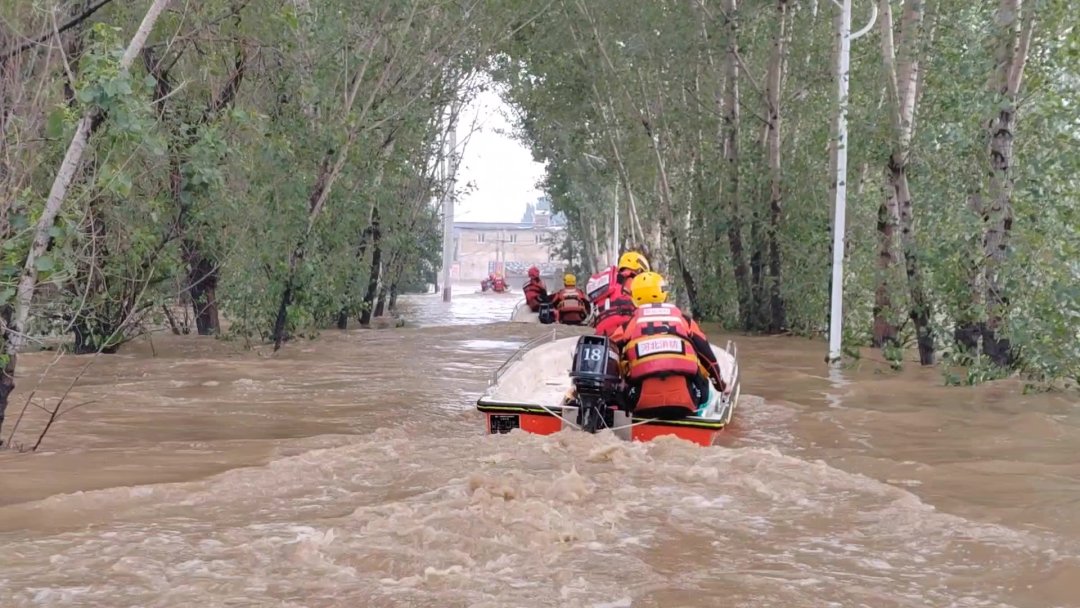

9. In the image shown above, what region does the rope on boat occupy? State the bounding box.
[540,402,584,432]
[605,416,657,432]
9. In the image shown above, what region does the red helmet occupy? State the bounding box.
[528,266,540,278]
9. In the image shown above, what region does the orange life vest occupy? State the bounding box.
[594,294,635,337]
[555,288,587,315]
[523,279,546,308]
[585,266,618,302]
[620,303,701,382]
[586,266,636,314]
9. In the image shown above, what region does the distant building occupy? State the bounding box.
[451,197,567,281]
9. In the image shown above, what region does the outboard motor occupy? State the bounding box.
[569,335,623,433]
[537,294,556,324]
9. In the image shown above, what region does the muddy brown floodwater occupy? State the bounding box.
[1,285,1078,607]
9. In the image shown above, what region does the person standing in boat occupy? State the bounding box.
[552,273,590,325]
[585,251,649,319]
[522,266,548,312]
[491,273,508,293]
[610,271,725,419]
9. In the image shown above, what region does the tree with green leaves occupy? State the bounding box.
[0,0,546,441]
[493,0,1078,387]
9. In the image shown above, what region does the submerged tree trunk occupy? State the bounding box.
[870,1,901,348]
[337,224,373,329]
[763,0,789,333]
[878,0,934,363]
[186,253,220,335]
[978,0,1035,367]
[336,130,400,330]
[359,207,383,326]
[749,210,765,328]
[374,287,388,318]
[0,305,14,444]
[894,161,934,362]
[388,283,400,312]
[873,0,905,349]
[954,191,986,352]
[872,166,901,347]
[719,0,753,328]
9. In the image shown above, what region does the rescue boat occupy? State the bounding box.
[510,297,558,324]
[476,328,741,447]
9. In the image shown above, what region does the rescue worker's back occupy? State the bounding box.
[612,272,725,419]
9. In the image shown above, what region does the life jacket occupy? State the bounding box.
[593,294,636,337]
[585,266,618,304]
[492,278,507,292]
[523,278,547,310]
[586,266,636,311]
[620,303,701,382]
[555,288,588,321]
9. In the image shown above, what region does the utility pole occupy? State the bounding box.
[827,0,877,364]
[440,120,457,302]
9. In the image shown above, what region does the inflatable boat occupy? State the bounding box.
[476,329,741,446]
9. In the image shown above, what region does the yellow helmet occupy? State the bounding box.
[564,273,577,287]
[618,251,650,273]
[630,271,668,306]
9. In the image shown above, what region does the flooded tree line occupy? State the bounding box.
[0,0,1077,437]
[494,0,1078,387]
[0,0,547,437]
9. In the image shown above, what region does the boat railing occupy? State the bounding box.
[508,298,527,321]
[724,339,741,412]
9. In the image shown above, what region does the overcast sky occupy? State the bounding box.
[453,86,547,223]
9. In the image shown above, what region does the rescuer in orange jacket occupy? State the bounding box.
[552,274,590,325]
[584,251,650,317]
[491,273,507,293]
[593,291,636,338]
[610,272,725,419]
[522,266,548,312]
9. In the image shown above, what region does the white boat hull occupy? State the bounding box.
[476,331,742,446]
